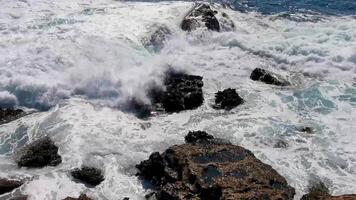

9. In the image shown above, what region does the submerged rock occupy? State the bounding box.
[0,108,25,125]
[0,178,23,195]
[250,68,291,86]
[63,194,93,200]
[156,70,204,113]
[71,167,104,187]
[136,132,295,200]
[301,182,356,200]
[214,88,244,110]
[181,3,235,32]
[143,25,172,52]
[17,136,62,168]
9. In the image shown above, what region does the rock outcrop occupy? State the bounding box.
[250,68,290,86]
[17,136,62,168]
[0,108,25,125]
[150,70,204,113]
[63,194,92,200]
[71,167,104,187]
[136,132,295,200]
[214,88,244,110]
[301,182,356,200]
[0,178,23,195]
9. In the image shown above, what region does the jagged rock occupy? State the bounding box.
[17,136,62,168]
[136,132,295,200]
[62,194,92,200]
[301,182,356,200]
[154,70,204,113]
[0,178,23,195]
[71,167,104,187]
[0,108,25,125]
[250,68,291,86]
[181,4,235,32]
[143,25,171,52]
[214,88,244,110]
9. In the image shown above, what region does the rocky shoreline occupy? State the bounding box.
[0,3,355,200]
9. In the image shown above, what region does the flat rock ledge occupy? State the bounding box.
[0,178,23,195]
[17,136,62,168]
[136,131,295,200]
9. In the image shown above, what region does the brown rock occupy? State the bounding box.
[62,194,93,200]
[0,178,23,195]
[136,132,295,200]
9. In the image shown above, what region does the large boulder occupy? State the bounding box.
[181,3,235,32]
[0,108,25,125]
[63,194,93,200]
[71,167,104,187]
[136,132,295,200]
[250,68,290,86]
[0,178,23,195]
[301,182,356,200]
[17,136,62,168]
[214,88,244,110]
[150,70,204,113]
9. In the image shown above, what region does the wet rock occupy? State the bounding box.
[181,4,220,32]
[143,25,171,52]
[274,139,289,148]
[10,197,28,200]
[185,131,230,145]
[17,136,62,168]
[155,70,204,113]
[300,127,314,134]
[214,88,244,110]
[122,198,130,200]
[137,132,295,200]
[0,178,23,195]
[71,167,104,187]
[301,182,356,200]
[0,108,25,125]
[250,68,291,86]
[62,194,93,200]
[122,97,152,119]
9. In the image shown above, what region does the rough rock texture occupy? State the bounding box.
[181,4,235,32]
[71,167,104,187]
[250,68,290,86]
[182,4,220,32]
[214,88,244,110]
[0,178,23,195]
[136,132,295,200]
[62,194,93,200]
[185,131,230,145]
[301,182,356,200]
[0,108,25,125]
[17,136,62,168]
[154,71,204,113]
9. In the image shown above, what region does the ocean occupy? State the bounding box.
[0,0,355,199]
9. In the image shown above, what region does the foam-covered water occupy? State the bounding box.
[0,0,355,199]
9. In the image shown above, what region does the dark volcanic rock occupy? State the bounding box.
[301,182,356,200]
[17,136,62,168]
[214,88,244,110]
[181,4,220,32]
[63,194,93,200]
[122,97,152,119]
[0,108,25,125]
[158,71,204,113]
[71,167,104,187]
[136,132,295,200]
[0,178,23,195]
[185,131,230,145]
[250,68,291,86]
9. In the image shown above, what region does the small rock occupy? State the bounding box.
[185,131,230,145]
[0,178,23,195]
[136,132,296,200]
[181,4,220,32]
[143,25,171,52]
[62,194,92,200]
[71,167,104,187]
[214,88,244,110]
[17,136,62,168]
[301,181,356,200]
[122,198,130,200]
[0,108,25,125]
[122,97,152,119]
[274,139,289,148]
[250,68,290,86]
[300,127,314,134]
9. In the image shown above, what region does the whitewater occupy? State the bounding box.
[0,0,356,199]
